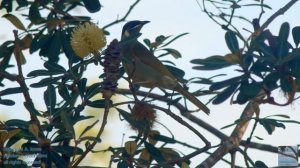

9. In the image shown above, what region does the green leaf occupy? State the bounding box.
[58,85,71,101]
[280,77,293,92]
[254,161,268,168]
[259,119,286,135]
[50,151,68,168]
[153,135,176,144]
[30,34,51,54]
[29,2,43,24]
[79,120,99,138]
[86,99,107,108]
[241,81,262,98]
[61,30,81,63]
[48,30,61,62]
[30,76,62,88]
[2,14,26,31]
[82,0,101,13]
[52,146,83,156]
[242,3,271,9]
[277,22,290,59]
[225,31,239,54]
[27,69,60,77]
[258,42,276,62]
[44,61,66,73]
[144,142,166,163]
[210,76,242,91]
[5,119,28,129]
[292,26,300,47]
[85,83,102,99]
[212,83,239,104]
[161,48,182,59]
[16,0,29,7]
[165,65,185,81]
[78,78,87,97]
[24,101,41,116]
[60,111,75,136]
[191,55,232,70]
[0,99,15,106]
[161,32,189,47]
[143,38,151,47]
[44,85,56,113]
[0,87,23,96]
[52,132,73,143]
[0,0,13,12]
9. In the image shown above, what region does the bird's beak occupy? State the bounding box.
[141,21,150,26]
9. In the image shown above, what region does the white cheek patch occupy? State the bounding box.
[124,30,130,37]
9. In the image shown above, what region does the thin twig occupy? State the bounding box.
[71,99,110,167]
[259,0,299,33]
[102,0,141,30]
[12,30,41,126]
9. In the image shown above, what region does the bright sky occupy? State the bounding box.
[1,0,300,167]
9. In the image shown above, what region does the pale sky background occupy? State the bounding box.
[1,0,300,167]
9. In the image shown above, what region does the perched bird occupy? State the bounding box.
[120,20,210,114]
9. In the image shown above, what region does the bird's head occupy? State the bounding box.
[121,20,150,39]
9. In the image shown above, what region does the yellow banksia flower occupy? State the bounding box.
[71,22,106,58]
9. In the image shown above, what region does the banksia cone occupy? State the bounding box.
[102,39,121,99]
[130,102,157,132]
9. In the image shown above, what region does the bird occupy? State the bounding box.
[119,20,210,115]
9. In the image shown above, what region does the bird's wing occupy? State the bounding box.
[132,41,176,80]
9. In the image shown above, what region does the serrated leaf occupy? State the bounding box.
[212,83,239,104]
[82,0,101,13]
[2,14,26,31]
[225,31,239,54]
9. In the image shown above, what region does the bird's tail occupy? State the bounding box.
[175,85,210,115]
